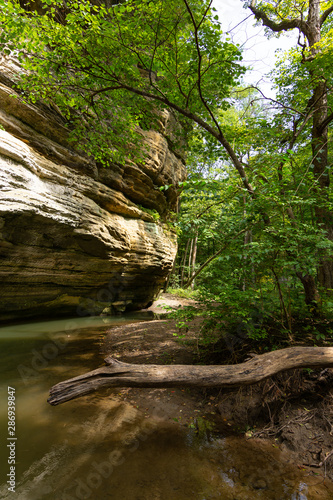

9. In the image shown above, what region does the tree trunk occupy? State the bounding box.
[242,229,252,291]
[188,237,193,282]
[184,229,247,289]
[312,80,333,289]
[308,7,333,289]
[272,268,291,329]
[48,346,333,405]
[190,231,198,290]
[318,258,333,290]
[180,238,191,287]
[296,272,321,309]
[249,0,333,293]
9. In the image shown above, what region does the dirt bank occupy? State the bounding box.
[102,293,333,485]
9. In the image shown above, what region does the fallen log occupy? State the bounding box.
[48,346,333,405]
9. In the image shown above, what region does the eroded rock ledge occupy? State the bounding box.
[0,57,186,321]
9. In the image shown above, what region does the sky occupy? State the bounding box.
[213,0,299,96]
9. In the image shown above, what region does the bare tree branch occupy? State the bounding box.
[249,0,307,36]
[320,5,333,26]
[99,80,257,200]
[48,347,333,405]
[183,0,224,139]
[318,111,333,132]
[249,86,307,117]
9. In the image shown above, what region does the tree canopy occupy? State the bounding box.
[2,0,333,338]
[0,0,245,163]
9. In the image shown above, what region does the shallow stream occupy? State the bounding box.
[0,315,332,500]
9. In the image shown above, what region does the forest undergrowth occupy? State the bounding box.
[167,286,333,365]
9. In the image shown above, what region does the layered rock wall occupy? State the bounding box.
[0,57,186,321]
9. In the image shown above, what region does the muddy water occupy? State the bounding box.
[0,316,332,500]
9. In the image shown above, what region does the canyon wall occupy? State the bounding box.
[0,57,186,321]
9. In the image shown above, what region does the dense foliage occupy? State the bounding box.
[0,0,244,163]
[168,1,333,354]
[2,0,333,352]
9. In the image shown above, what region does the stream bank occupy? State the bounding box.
[102,293,333,490]
[1,311,333,498]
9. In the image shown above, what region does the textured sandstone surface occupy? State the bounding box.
[0,57,186,321]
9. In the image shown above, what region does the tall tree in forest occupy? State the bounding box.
[248,0,333,290]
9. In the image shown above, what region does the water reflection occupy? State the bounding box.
[0,316,332,499]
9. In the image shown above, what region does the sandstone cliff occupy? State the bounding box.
[0,57,186,321]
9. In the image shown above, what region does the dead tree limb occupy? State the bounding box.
[48,346,333,406]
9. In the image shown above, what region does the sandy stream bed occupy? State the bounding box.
[101,293,333,497]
